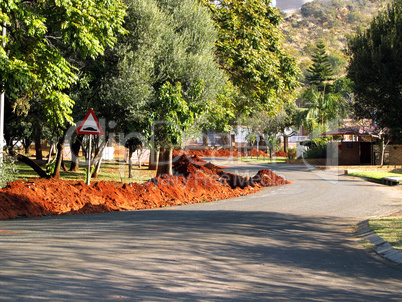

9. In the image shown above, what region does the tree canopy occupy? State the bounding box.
[87,0,225,129]
[78,0,226,175]
[201,0,300,113]
[306,41,334,93]
[303,88,346,128]
[0,0,127,130]
[347,0,402,139]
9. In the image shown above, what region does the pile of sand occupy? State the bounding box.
[0,151,289,220]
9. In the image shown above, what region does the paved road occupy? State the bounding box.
[0,161,401,301]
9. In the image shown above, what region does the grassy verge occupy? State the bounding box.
[369,216,402,250]
[240,156,287,163]
[348,171,402,183]
[13,160,155,184]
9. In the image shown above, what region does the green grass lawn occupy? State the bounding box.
[348,171,402,183]
[13,160,155,184]
[369,216,402,250]
[240,156,288,163]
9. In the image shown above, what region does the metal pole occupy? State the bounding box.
[0,22,6,162]
[256,136,260,160]
[87,135,92,185]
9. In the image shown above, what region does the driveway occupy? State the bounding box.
[0,161,401,301]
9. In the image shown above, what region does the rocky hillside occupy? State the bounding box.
[276,0,317,12]
[279,0,391,83]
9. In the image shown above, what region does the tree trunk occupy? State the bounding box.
[34,125,43,161]
[202,133,208,146]
[283,135,288,154]
[379,137,384,166]
[221,133,230,147]
[9,149,49,178]
[128,145,134,179]
[69,135,82,172]
[47,144,54,164]
[149,148,159,170]
[138,149,142,168]
[379,136,389,166]
[92,157,102,178]
[91,141,106,178]
[156,148,172,176]
[52,136,66,179]
[24,139,31,154]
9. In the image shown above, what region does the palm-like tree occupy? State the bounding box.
[302,41,350,133]
[303,87,347,130]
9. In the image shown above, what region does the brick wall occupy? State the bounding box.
[373,144,402,165]
[339,142,360,165]
[389,145,402,165]
[316,165,402,173]
[286,158,327,165]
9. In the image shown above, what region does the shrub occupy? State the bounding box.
[0,155,18,188]
[287,147,297,159]
[301,139,327,159]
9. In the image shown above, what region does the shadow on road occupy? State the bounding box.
[1,209,401,301]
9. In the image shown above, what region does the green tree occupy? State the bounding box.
[1,0,127,178]
[301,41,349,134]
[280,102,301,153]
[198,82,237,137]
[202,0,300,112]
[1,0,127,127]
[303,88,346,129]
[80,0,226,176]
[347,0,402,139]
[332,76,354,99]
[306,41,334,93]
[301,0,324,18]
[151,82,195,175]
[246,110,287,158]
[5,96,53,160]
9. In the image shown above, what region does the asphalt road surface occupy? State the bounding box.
[0,161,401,301]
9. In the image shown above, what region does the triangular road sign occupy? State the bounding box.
[76,108,104,135]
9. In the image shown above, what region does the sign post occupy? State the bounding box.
[87,134,92,185]
[76,108,104,185]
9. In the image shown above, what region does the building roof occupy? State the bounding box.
[321,126,380,136]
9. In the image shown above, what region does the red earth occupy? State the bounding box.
[188,148,295,158]
[0,151,290,220]
[188,148,268,157]
[275,150,287,157]
[187,149,243,157]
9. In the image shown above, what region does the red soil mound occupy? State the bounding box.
[172,151,223,177]
[247,148,267,157]
[0,151,289,220]
[187,148,271,157]
[275,150,287,157]
[188,149,243,157]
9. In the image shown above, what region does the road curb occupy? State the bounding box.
[357,220,402,265]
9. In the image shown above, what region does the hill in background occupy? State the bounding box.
[276,0,318,12]
[279,0,391,83]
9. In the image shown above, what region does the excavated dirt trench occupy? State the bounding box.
[0,151,289,220]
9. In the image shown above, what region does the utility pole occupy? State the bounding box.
[0,22,6,162]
